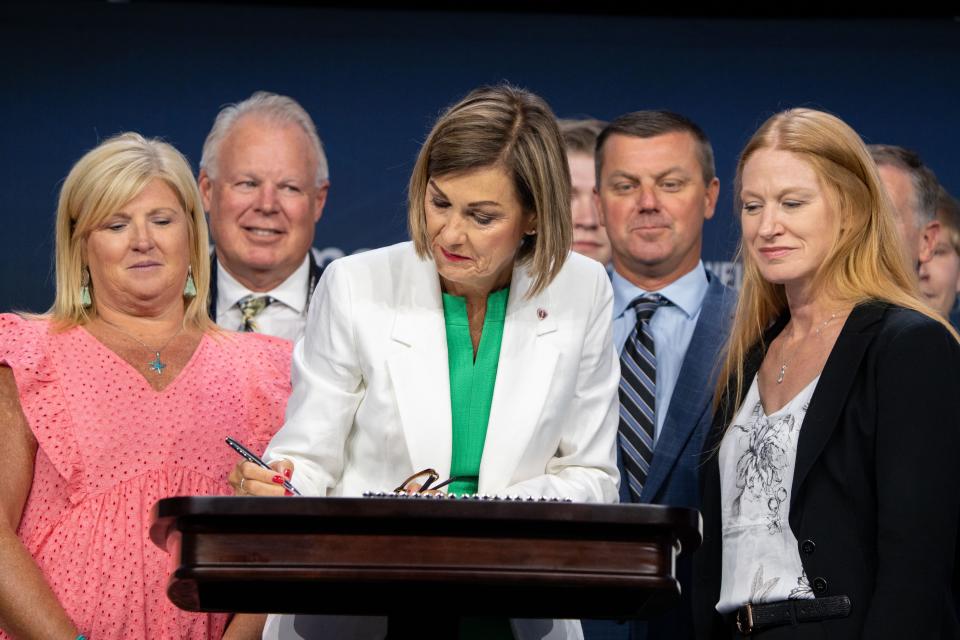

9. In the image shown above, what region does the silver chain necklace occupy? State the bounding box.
[98,318,186,375]
[776,312,838,384]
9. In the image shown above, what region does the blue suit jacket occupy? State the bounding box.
[619,271,735,509]
[584,270,736,640]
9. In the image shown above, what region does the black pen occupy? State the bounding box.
[225,436,302,496]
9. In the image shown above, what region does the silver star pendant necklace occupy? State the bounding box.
[99,318,186,375]
[776,312,838,385]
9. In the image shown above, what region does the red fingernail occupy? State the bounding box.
[283,468,292,479]
[272,475,284,484]
[284,489,293,496]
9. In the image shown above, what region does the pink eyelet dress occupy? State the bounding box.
[0,313,292,640]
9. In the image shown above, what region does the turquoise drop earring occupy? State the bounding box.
[80,267,92,307]
[183,266,197,298]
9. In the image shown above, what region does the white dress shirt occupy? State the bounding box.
[215,255,311,342]
[611,261,709,442]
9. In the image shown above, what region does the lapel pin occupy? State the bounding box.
[537,308,548,320]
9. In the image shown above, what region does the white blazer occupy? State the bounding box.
[262,242,619,640]
[266,241,620,501]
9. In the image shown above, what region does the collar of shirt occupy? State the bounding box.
[217,253,311,314]
[611,261,709,321]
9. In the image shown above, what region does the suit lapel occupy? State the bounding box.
[479,266,559,494]
[385,252,454,478]
[789,302,886,510]
[641,277,734,502]
[208,253,219,319]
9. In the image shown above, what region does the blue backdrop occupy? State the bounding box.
[3,4,958,311]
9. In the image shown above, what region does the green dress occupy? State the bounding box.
[442,286,514,639]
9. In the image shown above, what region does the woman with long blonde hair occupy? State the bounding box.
[693,109,960,638]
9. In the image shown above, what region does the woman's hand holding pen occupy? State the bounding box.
[228,459,295,496]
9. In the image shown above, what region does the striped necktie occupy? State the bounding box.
[618,293,669,502]
[237,295,274,332]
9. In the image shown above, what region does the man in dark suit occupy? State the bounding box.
[582,111,736,640]
[198,91,328,341]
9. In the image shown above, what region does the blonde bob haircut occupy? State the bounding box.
[408,84,572,297]
[717,108,958,413]
[50,132,213,331]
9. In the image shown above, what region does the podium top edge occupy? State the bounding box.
[150,496,701,547]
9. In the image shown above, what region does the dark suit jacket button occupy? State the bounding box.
[813,577,828,593]
[801,539,816,554]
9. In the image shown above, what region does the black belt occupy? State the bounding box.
[735,596,851,635]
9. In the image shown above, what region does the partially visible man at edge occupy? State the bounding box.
[199,91,329,341]
[868,144,940,272]
[919,186,960,325]
[559,118,612,267]
[581,111,736,640]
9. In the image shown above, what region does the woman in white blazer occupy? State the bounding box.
[229,84,620,640]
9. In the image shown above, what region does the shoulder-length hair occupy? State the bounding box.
[717,108,958,411]
[408,84,572,297]
[50,132,213,331]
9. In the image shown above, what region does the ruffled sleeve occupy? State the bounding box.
[0,314,86,503]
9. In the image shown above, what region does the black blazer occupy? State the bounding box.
[694,301,960,639]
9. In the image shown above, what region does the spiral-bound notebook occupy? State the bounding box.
[362,491,571,502]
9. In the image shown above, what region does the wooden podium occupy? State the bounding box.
[150,496,700,622]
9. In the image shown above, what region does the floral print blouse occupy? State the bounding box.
[716,374,819,613]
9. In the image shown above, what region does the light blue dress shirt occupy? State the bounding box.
[612,262,709,443]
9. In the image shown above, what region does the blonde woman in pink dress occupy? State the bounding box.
[0,133,292,640]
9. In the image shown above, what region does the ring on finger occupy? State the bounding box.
[239,477,246,493]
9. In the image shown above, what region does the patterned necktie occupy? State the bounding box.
[237,295,274,332]
[618,293,669,502]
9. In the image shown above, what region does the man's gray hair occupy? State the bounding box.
[868,144,938,227]
[200,91,329,185]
